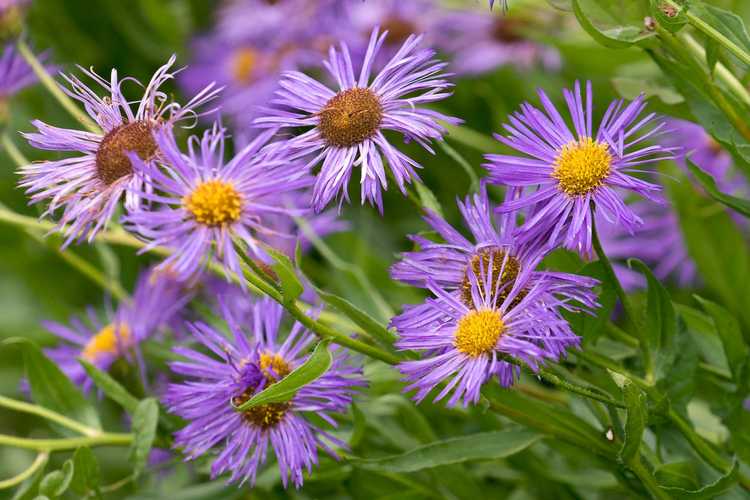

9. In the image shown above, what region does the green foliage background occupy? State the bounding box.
[1,0,749,498]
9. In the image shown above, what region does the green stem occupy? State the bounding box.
[443,122,502,153]
[590,210,640,338]
[0,452,48,490]
[536,367,626,409]
[2,133,29,165]
[16,39,101,134]
[0,395,98,437]
[630,457,672,500]
[0,432,133,451]
[662,0,750,68]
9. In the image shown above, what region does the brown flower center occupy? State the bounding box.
[318,87,383,148]
[492,18,524,43]
[382,16,417,44]
[95,121,158,185]
[233,352,293,429]
[460,248,522,308]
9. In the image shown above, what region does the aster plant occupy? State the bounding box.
[255,27,460,212]
[124,124,312,281]
[165,297,364,487]
[18,56,221,247]
[484,80,678,255]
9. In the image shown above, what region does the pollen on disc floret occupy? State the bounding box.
[318,87,383,148]
[552,137,613,196]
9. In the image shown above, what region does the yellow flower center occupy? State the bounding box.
[233,352,293,429]
[231,47,258,85]
[183,180,243,227]
[81,323,132,361]
[453,309,505,357]
[96,121,158,185]
[460,248,522,308]
[318,87,383,148]
[552,137,612,196]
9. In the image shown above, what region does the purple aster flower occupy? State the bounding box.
[19,56,221,247]
[42,269,188,391]
[255,27,461,213]
[437,10,560,76]
[744,397,750,412]
[485,80,678,255]
[393,252,590,407]
[165,296,364,488]
[124,124,312,282]
[0,44,46,100]
[391,185,599,309]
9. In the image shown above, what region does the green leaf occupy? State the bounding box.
[2,338,100,435]
[349,429,541,473]
[69,447,100,498]
[650,0,687,33]
[566,261,617,345]
[695,296,748,382]
[687,3,750,67]
[572,0,655,48]
[79,359,139,413]
[264,245,303,304]
[128,398,159,478]
[655,461,700,490]
[38,460,72,499]
[619,382,648,464]
[705,38,720,73]
[315,287,397,348]
[659,460,739,498]
[11,455,47,500]
[413,180,443,217]
[437,141,479,192]
[233,340,332,410]
[629,259,677,380]
[686,159,750,218]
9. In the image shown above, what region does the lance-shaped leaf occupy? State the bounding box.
[233,340,332,411]
[315,286,397,348]
[2,338,100,435]
[619,382,648,465]
[695,296,748,382]
[659,460,739,499]
[687,2,750,67]
[69,447,100,498]
[349,429,541,473]
[128,398,159,478]
[80,359,139,414]
[572,0,655,48]
[686,159,750,218]
[265,245,303,304]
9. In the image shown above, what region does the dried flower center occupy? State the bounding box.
[492,18,524,43]
[95,121,158,185]
[183,180,243,227]
[460,248,521,308]
[382,16,417,44]
[233,352,293,429]
[318,87,383,148]
[454,309,504,357]
[231,47,258,84]
[81,323,131,361]
[552,137,612,196]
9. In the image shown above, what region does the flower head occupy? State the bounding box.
[43,269,188,391]
[19,56,221,247]
[485,80,677,255]
[124,124,312,282]
[0,45,46,98]
[393,253,591,407]
[256,27,460,212]
[391,185,598,309]
[165,297,364,488]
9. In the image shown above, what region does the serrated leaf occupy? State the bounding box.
[2,338,100,436]
[79,359,139,413]
[659,460,739,498]
[695,296,748,382]
[316,287,397,348]
[234,340,332,410]
[619,382,648,464]
[349,429,541,473]
[128,398,159,478]
[686,159,750,218]
[70,447,100,498]
[265,245,303,304]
